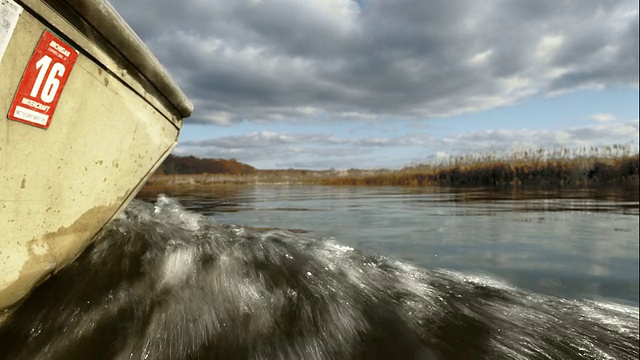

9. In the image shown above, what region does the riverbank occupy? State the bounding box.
[141,153,639,192]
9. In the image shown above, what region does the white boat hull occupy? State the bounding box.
[0,0,192,313]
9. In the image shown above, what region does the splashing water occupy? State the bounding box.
[0,196,638,359]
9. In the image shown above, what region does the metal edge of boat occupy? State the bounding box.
[0,0,193,317]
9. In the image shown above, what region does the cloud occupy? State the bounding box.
[176,130,436,168]
[589,113,617,122]
[438,120,640,153]
[173,119,639,169]
[111,0,639,125]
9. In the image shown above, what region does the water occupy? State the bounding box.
[0,186,638,359]
[141,185,640,305]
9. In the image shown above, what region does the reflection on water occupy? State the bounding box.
[138,185,640,305]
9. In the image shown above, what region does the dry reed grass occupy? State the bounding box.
[142,145,639,189]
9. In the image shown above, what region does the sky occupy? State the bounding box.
[109,0,639,170]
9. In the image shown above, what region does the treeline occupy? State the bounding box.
[157,155,257,175]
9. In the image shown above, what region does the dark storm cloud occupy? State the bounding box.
[111,0,639,125]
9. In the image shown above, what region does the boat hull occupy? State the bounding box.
[0,0,191,313]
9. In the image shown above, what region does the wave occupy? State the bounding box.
[1,196,637,359]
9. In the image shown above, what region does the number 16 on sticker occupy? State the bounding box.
[8,30,78,129]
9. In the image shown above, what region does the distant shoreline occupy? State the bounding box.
[140,154,639,192]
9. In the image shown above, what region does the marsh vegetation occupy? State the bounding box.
[142,145,639,191]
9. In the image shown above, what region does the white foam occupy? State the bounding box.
[159,247,196,287]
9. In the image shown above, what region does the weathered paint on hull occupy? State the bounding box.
[0,0,191,314]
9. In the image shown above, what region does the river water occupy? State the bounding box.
[150,186,640,306]
[1,185,638,359]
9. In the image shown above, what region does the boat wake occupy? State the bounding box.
[0,196,638,359]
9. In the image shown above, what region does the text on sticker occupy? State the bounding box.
[49,39,71,57]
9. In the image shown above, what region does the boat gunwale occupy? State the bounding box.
[35,0,194,119]
[65,0,193,118]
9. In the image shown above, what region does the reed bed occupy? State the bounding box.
[142,145,639,189]
[318,146,639,187]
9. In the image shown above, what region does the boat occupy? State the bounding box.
[0,0,193,316]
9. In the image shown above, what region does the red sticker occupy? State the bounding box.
[8,30,78,129]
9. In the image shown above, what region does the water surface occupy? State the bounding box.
[0,186,637,359]
[139,185,640,305]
